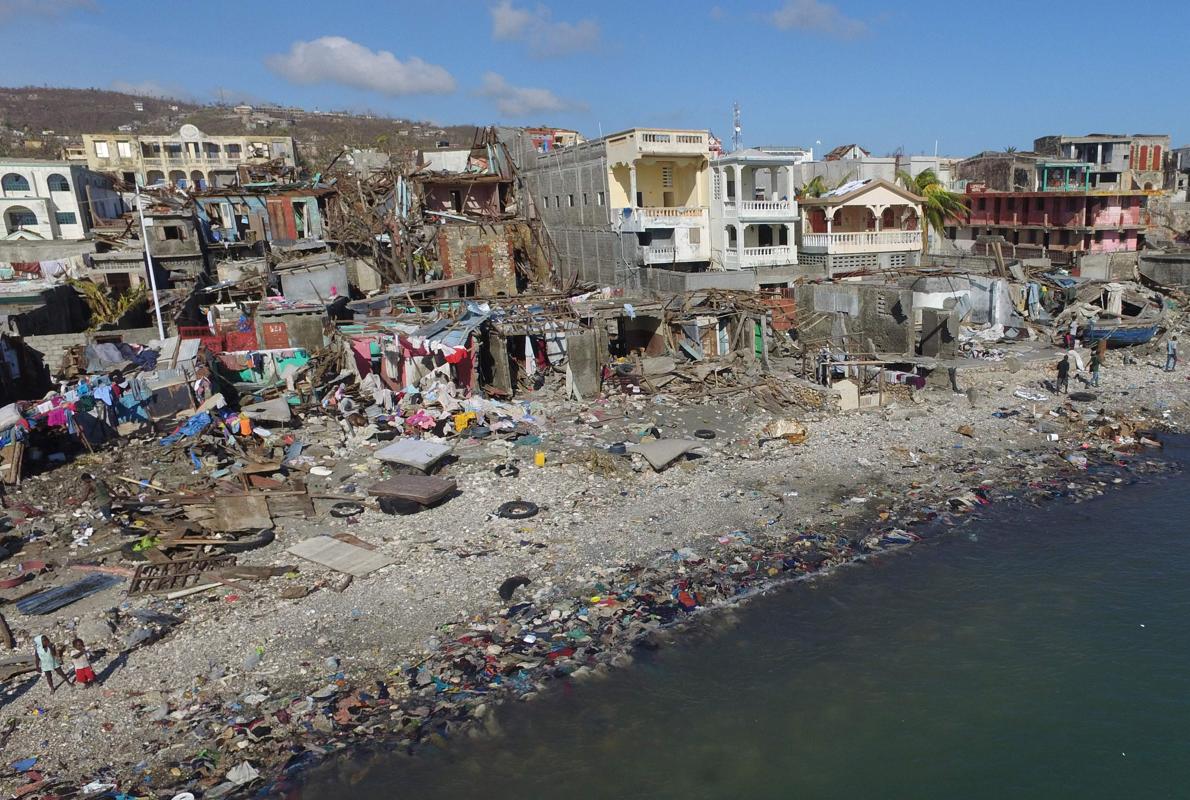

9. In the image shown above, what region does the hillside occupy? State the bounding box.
[0,86,481,168]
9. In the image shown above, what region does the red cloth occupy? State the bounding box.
[75,666,95,684]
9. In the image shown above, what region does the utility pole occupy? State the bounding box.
[135,183,166,340]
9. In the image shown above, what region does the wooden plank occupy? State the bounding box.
[207,494,272,532]
[286,536,394,577]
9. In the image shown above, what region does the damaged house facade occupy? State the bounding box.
[511,127,718,291]
[1,160,122,245]
[411,138,536,296]
[1032,133,1171,192]
[952,152,1150,269]
[82,128,298,189]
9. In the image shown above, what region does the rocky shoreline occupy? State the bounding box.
[283,444,1179,798]
[1,357,1186,799]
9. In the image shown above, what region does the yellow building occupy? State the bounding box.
[521,127,713,286]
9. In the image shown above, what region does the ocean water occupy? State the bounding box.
[301,454,1190,800]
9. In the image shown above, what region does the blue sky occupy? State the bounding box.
[1,0,1186,155]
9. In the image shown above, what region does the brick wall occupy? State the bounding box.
[437,222,517,295]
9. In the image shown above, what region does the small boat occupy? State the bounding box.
[1081,318,1161,346]
[1076,282,1165,347]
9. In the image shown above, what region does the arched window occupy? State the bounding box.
[4,206,38,228]
[1,173,30,192]
[47,173,70,192]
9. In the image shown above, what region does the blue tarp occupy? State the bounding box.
[159,412,212,446]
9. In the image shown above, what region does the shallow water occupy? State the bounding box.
[301,459,1190,800]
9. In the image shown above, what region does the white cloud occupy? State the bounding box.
[478,72,579,117]
[110,80,193,101]
[265,36,456,96]
[769,0,867,38]
[0,0,92,20]
[489,1,600,57]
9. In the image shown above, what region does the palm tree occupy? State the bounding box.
[896,168,968,255]
[1005,146,1018,153]
[798,175,829,199]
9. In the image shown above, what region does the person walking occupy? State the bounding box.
[1056,354,1070,395]
[34,635,72,692]
[1090,347,1102,387]
[1166,335,1178,372]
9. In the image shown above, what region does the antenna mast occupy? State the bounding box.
[732,102,742,152]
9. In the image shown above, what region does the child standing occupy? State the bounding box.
[34,635,72,692]
[70,638,96,686]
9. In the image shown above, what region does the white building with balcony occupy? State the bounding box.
[82,127,297,189]
[797,178,925,276]
[710,148,800,273]
[1,159,122,242]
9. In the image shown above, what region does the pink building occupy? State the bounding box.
[951,189,1148,267]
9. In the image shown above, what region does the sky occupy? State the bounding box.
[1,0,1187,156]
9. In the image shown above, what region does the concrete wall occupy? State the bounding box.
[23,325,160,376]
[5,283,90,335]
[278,262,350,302]
[793,283,914,353]
[257,312,326,352]
[1139,251,1190,286]
[1079,251,1138,281]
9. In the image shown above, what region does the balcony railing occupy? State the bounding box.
[620,206,709,232]
[722,199,797,219]
[644,206,704,218]
[800,230,922,253]
[725,245,796,268]
[644,245,677,263]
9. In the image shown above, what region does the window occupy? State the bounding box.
[661,165,674,188]
[583,193,589,206]
[567,194,574,207]
[555,195,561,208]
[117,141,133,158]
[977,198,986,211]
[94,141,109,158]
[1036,198,1045,210]
[688,228,700,244]
[449,189,463,213]
[1,173,30,192]
[55,211,77,225]
[542,196,549,208]
[7,208,36,226]
[47,173,69,192]
[597,191,605,206]
[162,225,183,240]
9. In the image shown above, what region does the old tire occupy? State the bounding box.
[496,501,538,520]
[329,501,366,518]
